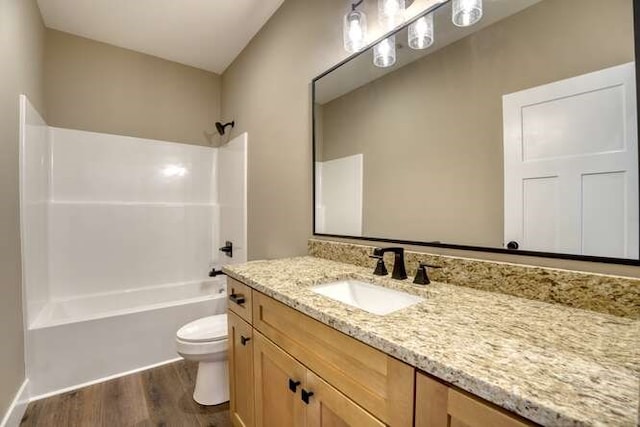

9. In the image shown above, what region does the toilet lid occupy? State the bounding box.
[177,315,227,343]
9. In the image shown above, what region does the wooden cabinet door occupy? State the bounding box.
[304,371,384,427]
[253,332,306,427]
[252,291,414,426]
[415,372,535,427]
[228,311,255,427]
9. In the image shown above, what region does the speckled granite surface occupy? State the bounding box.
[308,239,640,320]
[223,256,640,427]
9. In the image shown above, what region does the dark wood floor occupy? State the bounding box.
[20,360,231,427]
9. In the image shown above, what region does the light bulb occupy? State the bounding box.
[343,9,368,53]
[373,36,396,68]
[452,0,483,27]
[408,14,434,50]
[378,0,406,30]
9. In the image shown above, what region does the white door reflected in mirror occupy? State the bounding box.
[503,62,638,259]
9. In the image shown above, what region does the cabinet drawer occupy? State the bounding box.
[415,372,536,427]
[448,388,535,427]
[252,291,414,426]
[228,278,253,323]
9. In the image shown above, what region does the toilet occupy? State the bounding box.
[176,314,229,405]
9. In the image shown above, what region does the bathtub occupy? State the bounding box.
[27,277,227,399]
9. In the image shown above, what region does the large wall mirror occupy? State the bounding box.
[313,0,640,264]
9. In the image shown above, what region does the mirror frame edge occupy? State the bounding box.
[311,0,640,267]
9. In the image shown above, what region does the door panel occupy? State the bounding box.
[415,373,449,427]
[228,311,254,427]
[254,332,306,427]
[522,176,559,252]
[582,172,626,257]
[521,84,625,160]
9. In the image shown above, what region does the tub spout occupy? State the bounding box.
[209,268,226,277]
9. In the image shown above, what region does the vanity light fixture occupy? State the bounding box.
[373,35,396,68]
[452,0,483,27]
[343,0,368,53]
[378,0,406,30]
[408,13,434,50]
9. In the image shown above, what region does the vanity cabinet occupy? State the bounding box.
[415,373,534,427]
[227,278,537,427]
[227,282,413,427]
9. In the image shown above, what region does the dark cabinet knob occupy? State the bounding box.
[301,389,314,404]
[507,241,519,250]
[229,293,245,306]
[288,379,301,393]
[240,336,251,346]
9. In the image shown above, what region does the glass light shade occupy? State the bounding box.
[452,0,483,27]
[373,36,396,68]
[378,0,406,30]
[408,14,434,50]
[343,9,368,53]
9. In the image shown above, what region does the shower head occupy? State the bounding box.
[215,121,235,136]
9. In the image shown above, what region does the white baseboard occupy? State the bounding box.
[0,379,29,427]
[29,357,183,402]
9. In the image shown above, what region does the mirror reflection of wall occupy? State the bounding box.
[313,0,638,260]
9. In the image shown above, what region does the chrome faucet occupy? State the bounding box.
[372,247,407,280]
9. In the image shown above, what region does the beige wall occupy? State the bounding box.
[0,0,44,417]
[319,0,634,248]
[45,29,221,146]
[222,0,640,277]
[221,0,349,259]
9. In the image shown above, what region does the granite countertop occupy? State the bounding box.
[223,256,640,427]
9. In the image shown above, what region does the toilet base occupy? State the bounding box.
[193,359,229,406]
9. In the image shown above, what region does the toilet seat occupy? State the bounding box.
[177,314,227,343]
[175,314,230,405]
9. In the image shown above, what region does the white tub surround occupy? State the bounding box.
[19,95,50,328]
[19,96,248,398]
[47,127,219,299]
[217,133,248,264]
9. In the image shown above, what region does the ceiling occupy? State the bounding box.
[37,0,285,74]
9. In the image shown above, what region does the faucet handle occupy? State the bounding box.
[413,263,442,285]
[369,255,388,276]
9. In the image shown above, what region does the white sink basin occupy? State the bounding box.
[311,280,422,315]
